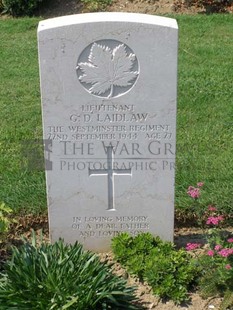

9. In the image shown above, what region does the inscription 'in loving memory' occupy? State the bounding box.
[72,215,150,237]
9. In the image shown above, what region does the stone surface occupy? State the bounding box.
[38,12,178,252]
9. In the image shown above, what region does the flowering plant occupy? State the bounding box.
[187,182,203,199]
[185,184,233,306]
[186,242,202,251]
[198,234,233,301]
[186,182,211,226]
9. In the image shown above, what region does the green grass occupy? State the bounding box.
[0,15,232,216]
[0,18,46,213]
[175,14,233,214]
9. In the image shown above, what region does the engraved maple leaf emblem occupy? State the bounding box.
[77,43,139,98]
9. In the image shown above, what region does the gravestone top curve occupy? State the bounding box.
[38,12,178,32]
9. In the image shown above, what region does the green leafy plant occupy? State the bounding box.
[144,246,198,304]
[2,0,44,16]
[0,234,140,309]
[112,233,198,304]
[0,203,13,241]
[112,232,161,280]
[220,290,233,310]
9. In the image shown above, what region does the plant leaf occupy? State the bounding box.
[77,42,138,97]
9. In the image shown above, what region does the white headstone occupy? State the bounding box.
[38,13,178,252]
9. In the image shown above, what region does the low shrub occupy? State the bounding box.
[112,232,161,280]
[145,246,198,304]
[0,236,140,309]
[112,232,199,304]
[2,0,44,16]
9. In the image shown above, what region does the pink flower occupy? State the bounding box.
[186,243,201,251]
[227,238,233,243]
[197,182,204,187]
[225,264,232,270]
[207,250,215,256]
[218,248,233,257]
[214,245,222,251]
[208,205,217,212]
[187,186,200,199]
[206,216,224,226]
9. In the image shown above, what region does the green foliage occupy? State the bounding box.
[0,203,13,239]
[182,186,233,304]
[198,254,225,297]
[2,0,43,16]
[112,233,198,304]
[145,247,198,304]
[81,0,111,12]
[220,289,233,310]
[182,191,233,308]
[195,225,233,309]
[198,253,233,301]
[112,232,161,280]
[0,236,140,309]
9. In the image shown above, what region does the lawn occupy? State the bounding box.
[0,14,232,216]
[176,14,233,215]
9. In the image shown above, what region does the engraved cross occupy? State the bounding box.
[89,146,132,211]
